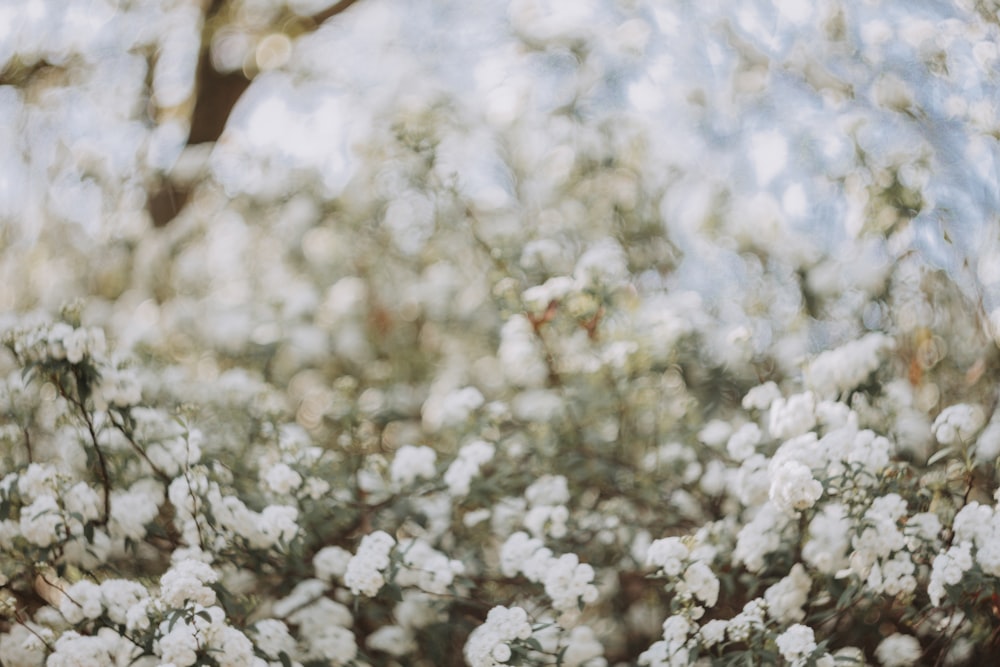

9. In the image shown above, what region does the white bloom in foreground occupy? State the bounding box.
[928,541,973,606]
[727,598,767,642]
[775,624,817,667]
[932,403,986,445]
[646,537,689,577]
[875,633,922,667]
[344,530,395,596]
[463,605,533,667]
[543,552,599,612]
[100,579,149,625]
[765,564,811,623]
[682,561,719,607]
[769,460,822,512]
[160,559,218,608]
[59,580,103,624]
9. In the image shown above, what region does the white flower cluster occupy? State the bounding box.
[390,444,437,488]
[932,403,986,445]
[286,598,357,664]
[168,474,300,551]
[928,500,1000,605]
[500,532,599,612]
[768,392,818,440]
[395,537,465,594]
[804,332,894,398]
[444,440,496,497]
[463,605,533,667]
[775,624,818,667]
[344,530,396,597]
[5,322,106,365]
[523,474,571,539]
[638,615,695,667]
[645,536,720,609]
[768,459,823,513]
[5,1,1000,664]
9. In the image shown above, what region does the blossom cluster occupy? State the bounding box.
[3,0,1000,665]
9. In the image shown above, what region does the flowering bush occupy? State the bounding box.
[2,0,1000,666]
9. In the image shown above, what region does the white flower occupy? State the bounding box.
[463,606,533,667]
[803,503,851,574]
[769,460,822,512]
[20,495,64,547]
[727,598,767,642]
[726,423,762,461]
[775,624,817,667]
[682,561,719,607]
[525,475,570,506]
[437,386,485,426]
[344,530,395,597]
[288,598,356,663]
[875,633,922,667]
[100,579,149,625]
[543,552,599,612]
[932,404,986,445]
[444,440,495,497]
[251,619,296,661]
[765,564,812,623]
[313,545,353,582]
[16,463,59,501]
[499,315,549,388]
[390,445,437,487]
[742,381,781,410]
[367,625,416,656]
[928,542,973,606]
[769,392,817,440]
[158,619,199,667]
[646,537,689,577]
[804,332,893,398]
[500,531,545,578]
[264,463,303,495]
[159,559,218,608]
[734,503,790,573]
[253,504,300,548]
[60,580,103,624]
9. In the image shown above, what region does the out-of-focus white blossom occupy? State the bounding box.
[804,333,894,398]
[932,404,986,445]
[875,633,922,667]
[390,445,437,488]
